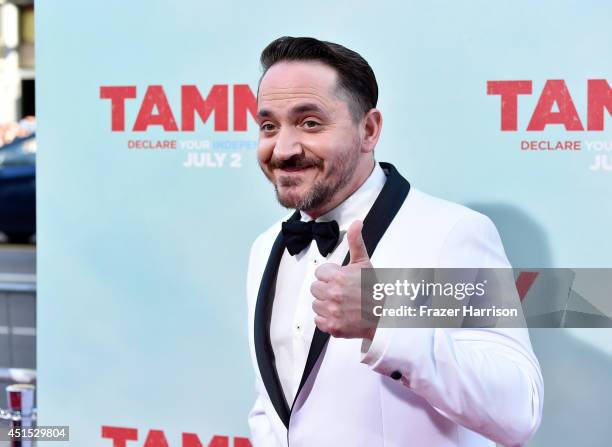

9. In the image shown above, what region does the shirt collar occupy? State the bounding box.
[299,161,387,231]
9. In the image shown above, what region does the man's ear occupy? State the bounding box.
[361,108,382,153]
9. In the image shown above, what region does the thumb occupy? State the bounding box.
[347,220,369,264]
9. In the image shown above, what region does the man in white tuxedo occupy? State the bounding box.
[246,36,543,447]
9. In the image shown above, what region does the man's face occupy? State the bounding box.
[256,61,362,214]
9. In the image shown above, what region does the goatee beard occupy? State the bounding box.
[273,150,358,213]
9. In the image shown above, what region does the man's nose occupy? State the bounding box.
[273,127,303,160]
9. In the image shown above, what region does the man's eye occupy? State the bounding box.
[260,123,276,132]
[302,120,321,129]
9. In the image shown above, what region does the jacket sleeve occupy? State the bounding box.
[246,235,283,447]
[361,213,544,447]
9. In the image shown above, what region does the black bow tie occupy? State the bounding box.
[281,219,340,257]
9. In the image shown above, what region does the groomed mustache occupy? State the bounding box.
[268,155,324,170]
[268,155,323,169]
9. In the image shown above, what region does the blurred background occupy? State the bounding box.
[0,0,36,413]
[1,0,611,445]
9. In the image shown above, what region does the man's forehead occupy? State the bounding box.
[258,61,339,100]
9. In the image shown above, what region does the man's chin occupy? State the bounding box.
[275,187,307,209]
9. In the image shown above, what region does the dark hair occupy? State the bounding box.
[259,36,378,121]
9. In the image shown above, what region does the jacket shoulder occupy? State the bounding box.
[390,187,509,267]
[400,187,491,229]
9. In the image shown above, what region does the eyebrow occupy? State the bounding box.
[256,102,328,120]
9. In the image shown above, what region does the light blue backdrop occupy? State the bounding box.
[37,1,611,445]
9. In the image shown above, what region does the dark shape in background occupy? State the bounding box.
[0,134,36,244]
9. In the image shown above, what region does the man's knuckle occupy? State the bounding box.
[332,271,345,284]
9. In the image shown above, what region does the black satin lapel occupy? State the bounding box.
[254,209,301,428]
[291,161,411,411]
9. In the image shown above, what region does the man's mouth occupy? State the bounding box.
[277,165,315,173]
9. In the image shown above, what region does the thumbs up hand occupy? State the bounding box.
[311,220,378,340]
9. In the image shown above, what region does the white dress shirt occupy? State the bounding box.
[270,161,386,406]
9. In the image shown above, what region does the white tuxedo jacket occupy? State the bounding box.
[246,162,543,447]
